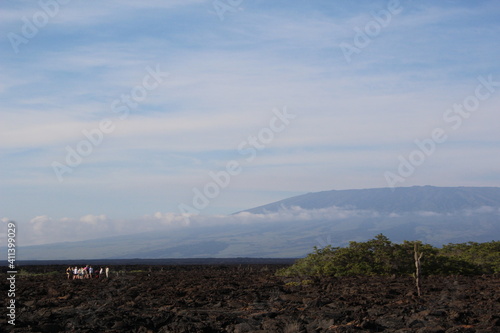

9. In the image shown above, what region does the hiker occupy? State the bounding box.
[66,267,72,279]
[89,266,94,278]
[105,266,110,278]
[99,267,104,278]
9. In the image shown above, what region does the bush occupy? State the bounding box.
[277,234,500,277]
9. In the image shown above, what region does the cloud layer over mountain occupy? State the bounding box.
[6,186,500,260]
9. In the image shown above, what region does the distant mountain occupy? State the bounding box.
[17,186,500,260]
[240,186,500,214]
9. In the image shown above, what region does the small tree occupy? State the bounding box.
[413,242,423,297]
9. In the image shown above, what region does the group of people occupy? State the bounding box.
[66,265,109,279]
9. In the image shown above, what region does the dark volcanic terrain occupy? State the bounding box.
[2,265,500,332]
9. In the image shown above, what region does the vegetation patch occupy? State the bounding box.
[277,234,500,277]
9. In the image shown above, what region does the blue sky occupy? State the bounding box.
[1,0,500,245]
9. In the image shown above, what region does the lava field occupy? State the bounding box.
[2,265,500,332]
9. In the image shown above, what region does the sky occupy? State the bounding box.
[1,0,500,246]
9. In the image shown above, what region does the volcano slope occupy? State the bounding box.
[2,265,500,332]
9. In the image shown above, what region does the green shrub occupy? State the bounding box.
[301,279,313,286]
[284,281,301,287]
[277,234,500,277]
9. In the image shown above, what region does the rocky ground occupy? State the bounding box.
[2,265,500,332]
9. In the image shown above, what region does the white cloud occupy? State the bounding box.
[0,206,375,246]
[80,214,107,225]
[464,206,500,216]
[29,215,53,233]
[417,211,441,217]
[4,203,499,248]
